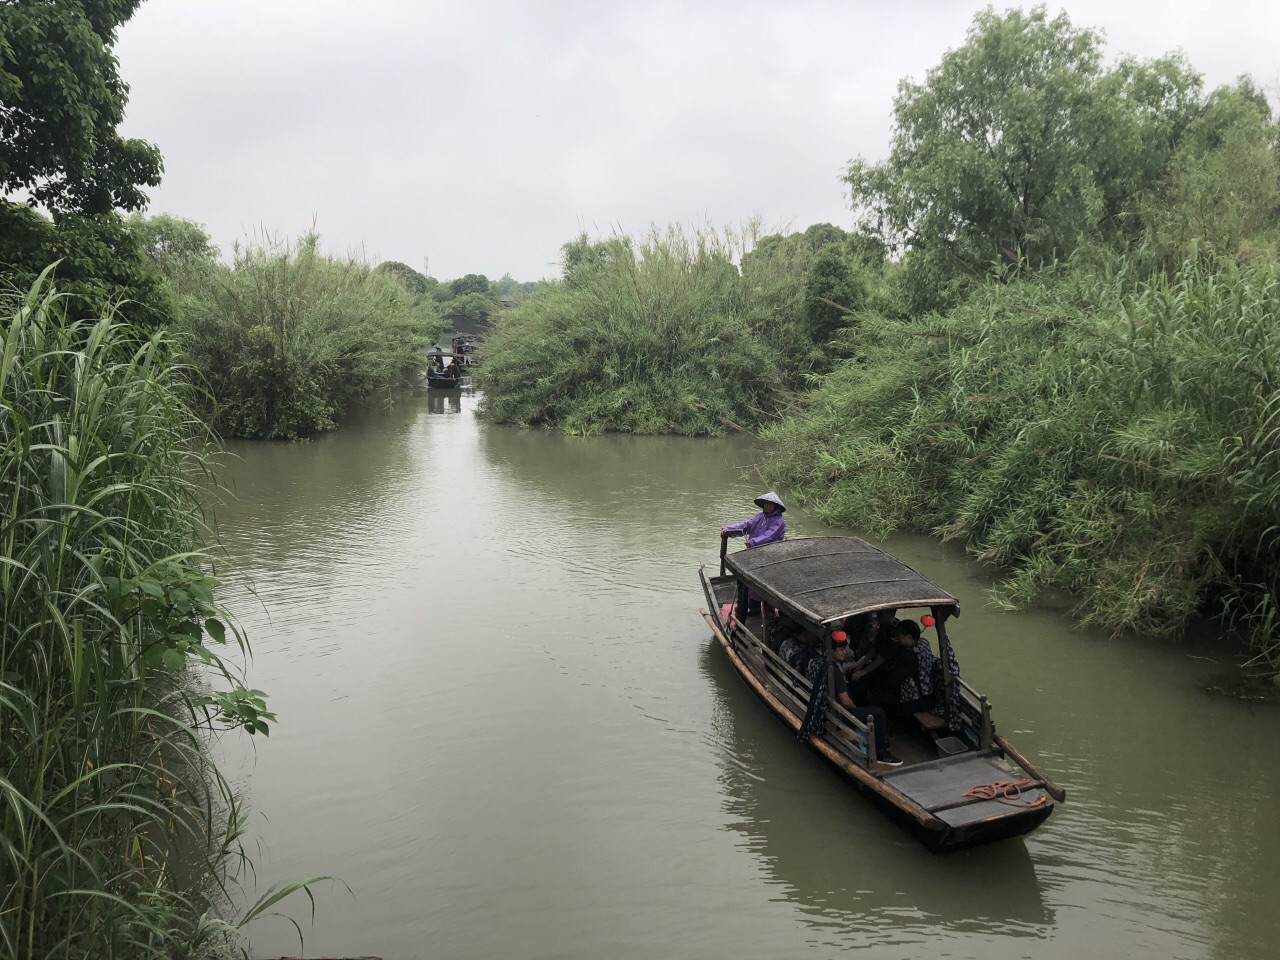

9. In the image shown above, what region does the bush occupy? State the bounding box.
[767,255,1280,668]
[0,201,176,328]
[477,226,788,435]
[177,232,444,439]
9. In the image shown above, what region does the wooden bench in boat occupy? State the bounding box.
[915,711,947,735]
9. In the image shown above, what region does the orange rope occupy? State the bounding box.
[963,779,1051,808]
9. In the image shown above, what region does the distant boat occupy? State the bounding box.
[699,536,1065,851]
[425,347,463,389]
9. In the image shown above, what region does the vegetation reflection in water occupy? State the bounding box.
[209,391,1280,960]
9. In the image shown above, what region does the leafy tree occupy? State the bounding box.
[441,290,492,323]
[1,1,170,323]
[448,272,490,298]
[0,0,162,214]
[1,202,175,325]
[846,6,1204,308]
[1139,81,1280,265]
[128,213,218,264]
[374,259,434,298]
[802,244,870,343]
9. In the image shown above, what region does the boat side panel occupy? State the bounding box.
[700,612,948,840]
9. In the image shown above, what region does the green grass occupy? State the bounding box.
[1,270,318,959]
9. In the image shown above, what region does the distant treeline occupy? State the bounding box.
[477,6,1280,670]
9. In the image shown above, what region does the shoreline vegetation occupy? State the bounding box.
[0,273,318,957]
[1,1,1277,956]
[478,7,1280,674]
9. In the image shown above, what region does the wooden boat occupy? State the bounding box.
[699,536,1065,851]
[425,348,464,389]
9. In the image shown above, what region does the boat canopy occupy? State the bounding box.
[725,537,958,629]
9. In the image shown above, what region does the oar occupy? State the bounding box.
[719,533,728,577]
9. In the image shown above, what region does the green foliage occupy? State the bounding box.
[0,0,162,215]
[846,6,1207,309]
[446,272,491,298]
[1137,81,1280,270]
[442,290,493,323]
[492,271,539,299]
[0,4,173,332]
[802,244,871,344]
[373,260,434,298]
[0,272,298,958]
[560,233,634,288]
[0,200,176,327]
[177,232,444,439]
[477,225,787,435]
[767,256,1280,667]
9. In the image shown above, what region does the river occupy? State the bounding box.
[210,388,1280,960]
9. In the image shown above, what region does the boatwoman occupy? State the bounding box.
[721,492,786,617]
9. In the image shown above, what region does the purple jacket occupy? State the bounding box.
[723,511,786,548]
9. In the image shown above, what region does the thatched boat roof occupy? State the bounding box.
[726,537,958,628]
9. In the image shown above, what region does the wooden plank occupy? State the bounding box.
[882,754,1028,810]
[914,711,946,732]
[995,734,1068,803]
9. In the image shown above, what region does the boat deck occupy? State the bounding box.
[882,752,1048,829]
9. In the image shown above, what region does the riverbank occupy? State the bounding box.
[0,280,285,958]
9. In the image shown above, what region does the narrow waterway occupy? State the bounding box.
[211,389,1280,960]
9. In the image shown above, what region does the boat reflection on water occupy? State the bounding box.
[427,390,462,415]
[699,641,1053,948]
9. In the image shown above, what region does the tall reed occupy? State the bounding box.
[477,225,793,435]
[0,270,309,958]
[179,232,443,439]
[767,254,1280,668]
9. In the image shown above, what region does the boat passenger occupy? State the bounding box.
[847,608,900,681]
[884,619,938,717]
[766,610,801,653]
[801,632,901,766]
[721,492,786,618]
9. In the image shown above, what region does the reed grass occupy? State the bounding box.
[767,254,1280,668]
[1,270,317,959]
[178,232,444,439]
[477,225,797,435]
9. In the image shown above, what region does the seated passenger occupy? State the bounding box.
[847,608,901,701]
[823,631,902,767]
[777,629,816,673]
[884,619,937,717]
[766,611,801,653]
[846,608,899,665]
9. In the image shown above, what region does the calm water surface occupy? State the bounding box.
[211,389,1280,960]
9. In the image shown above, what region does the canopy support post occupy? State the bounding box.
[933,604,960,730]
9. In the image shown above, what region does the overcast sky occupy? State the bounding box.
[115,1,1279,281]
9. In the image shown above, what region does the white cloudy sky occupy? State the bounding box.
[115,1,1279,281]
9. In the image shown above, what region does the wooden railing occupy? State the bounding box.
[729,624,873,767]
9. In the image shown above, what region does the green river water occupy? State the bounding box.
[210,389,1280,960]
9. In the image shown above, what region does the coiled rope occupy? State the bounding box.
[963,779,1050,808]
